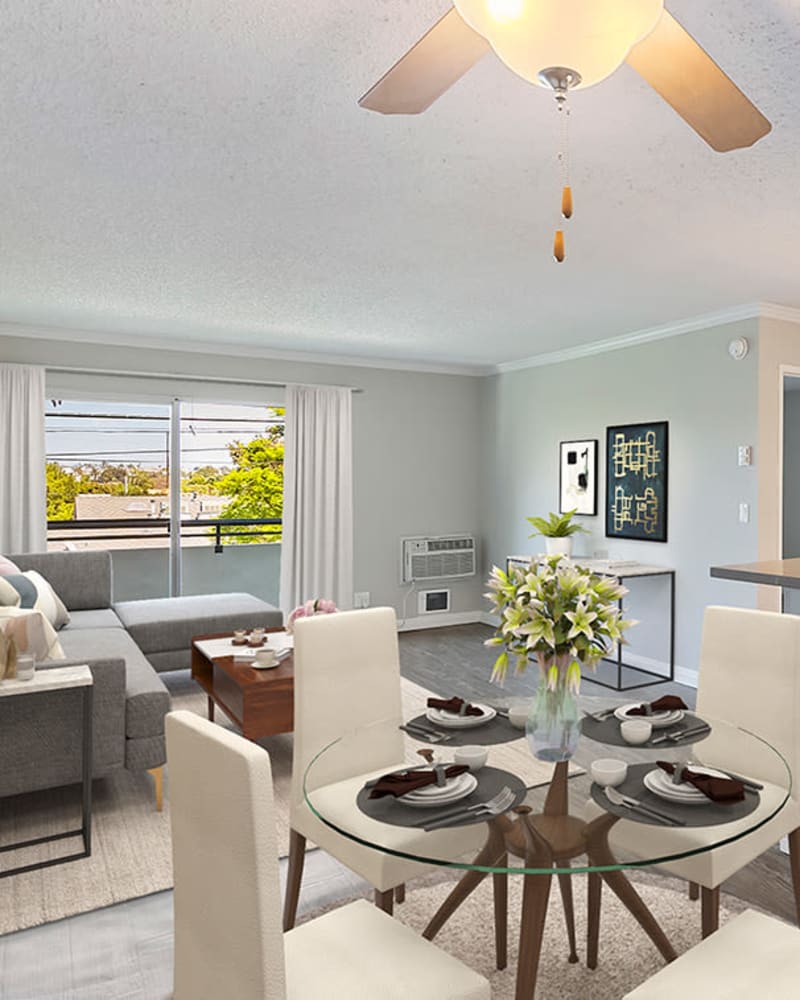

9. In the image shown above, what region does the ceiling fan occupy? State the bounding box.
[359,1,771,154]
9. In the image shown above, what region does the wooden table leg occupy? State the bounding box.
[557,864,579,963]
[493,857,508,971]
[585,814,677,963]
[515,869,553,1000]
[587,871,602,970]
[423,818,510,942]
[207,696,215,722]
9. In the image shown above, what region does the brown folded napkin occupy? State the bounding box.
[628,695,688,716]
[426,696,483,717]
[368,765,470,799]
[656,761,744,803]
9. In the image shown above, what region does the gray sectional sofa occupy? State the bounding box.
[0,550,282,802]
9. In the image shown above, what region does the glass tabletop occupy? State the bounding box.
[303,713,792,876]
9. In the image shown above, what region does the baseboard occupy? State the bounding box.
[397,610,484,632]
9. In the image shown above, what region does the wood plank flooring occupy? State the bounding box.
[399,622,798,924]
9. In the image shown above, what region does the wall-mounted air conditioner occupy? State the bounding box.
[400,535,476,583]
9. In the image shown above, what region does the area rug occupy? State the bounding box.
[302,869,753,999]
[0,672,581,935]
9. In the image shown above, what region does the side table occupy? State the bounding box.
[0,665,93,878]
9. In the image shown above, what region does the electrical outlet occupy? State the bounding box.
[739,503,750,523]
[354,591,370,609]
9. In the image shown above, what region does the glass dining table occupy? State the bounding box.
[303,712,792,1000]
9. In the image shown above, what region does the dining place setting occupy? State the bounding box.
[348,694,532,832]
[580,692,764,829]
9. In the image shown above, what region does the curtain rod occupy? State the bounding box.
[44,365,363,393]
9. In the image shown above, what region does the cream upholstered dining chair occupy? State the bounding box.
[623,909,800,998]
[166,710,490,1000]
[283,607,495,931]
[586,605,800,940]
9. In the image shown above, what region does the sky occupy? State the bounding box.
[45,400,281,473]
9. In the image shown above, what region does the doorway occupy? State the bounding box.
[781,370,800,613]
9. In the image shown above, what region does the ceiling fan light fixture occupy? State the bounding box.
[453,0,664,88]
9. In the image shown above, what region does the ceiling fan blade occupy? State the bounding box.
[625,10,771,152]
[359,7,490,115]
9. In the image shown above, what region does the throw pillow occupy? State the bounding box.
[0,570,70,630]
[0,555,20,577]
[0,607,66,662]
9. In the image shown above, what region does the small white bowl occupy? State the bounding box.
[507,702,530,730]
[453,745,488,771]
[591,758,628,787]
[620,719,652,745]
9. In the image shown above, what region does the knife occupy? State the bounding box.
[650,724,710,745]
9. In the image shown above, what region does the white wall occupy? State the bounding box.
[480,319,761,683]
[0,332,487,621]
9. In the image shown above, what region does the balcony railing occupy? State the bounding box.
[47,517,282,552]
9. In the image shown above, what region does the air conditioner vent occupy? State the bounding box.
[401,535,476,583]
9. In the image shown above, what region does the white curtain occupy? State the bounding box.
[279,385,353,613]
[0,364,47,553]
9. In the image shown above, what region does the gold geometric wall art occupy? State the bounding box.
[605,421,668,542]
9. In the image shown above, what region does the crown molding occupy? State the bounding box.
[494,304,763,373]
[758,302,800,325]
[0,320,492,378]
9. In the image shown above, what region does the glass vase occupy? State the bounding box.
[525,671,581,763]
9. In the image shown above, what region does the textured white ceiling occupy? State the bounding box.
[0,1,798,369]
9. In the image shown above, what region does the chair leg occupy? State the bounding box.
[688,881,700,901]
[587,871,602,970]
[394,883,405,905]
[493,866,508,971]
[788,827,800,926]
[700,885,720,938]
[282,829,306,931]
[147,767,163,812]
[375,888,394,915]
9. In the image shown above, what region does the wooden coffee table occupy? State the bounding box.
[191,630,294,740]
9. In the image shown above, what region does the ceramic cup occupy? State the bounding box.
[453,745,488,771]
[507,702,531,730]
[254,649,277,668]
[620,719,652,745]
[232,629,248,645]
[590,758,628,787]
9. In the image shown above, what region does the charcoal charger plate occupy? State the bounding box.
[590,761,760,827]
[358,766,527,830]
[405,712,521,746]
[580,711,711,749]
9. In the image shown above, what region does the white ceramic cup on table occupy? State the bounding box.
[620,719,652,745]
[453,745,488,771]
[590,758,628,787]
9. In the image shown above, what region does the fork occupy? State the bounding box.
[413,785,516,829]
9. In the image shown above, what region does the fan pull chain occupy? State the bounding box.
[553,94,572,262]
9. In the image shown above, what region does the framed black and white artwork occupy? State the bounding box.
[559,439,598,516]
[605,421,668,542]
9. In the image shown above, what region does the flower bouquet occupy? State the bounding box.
[485,555,635,760]
[286,598,338,633]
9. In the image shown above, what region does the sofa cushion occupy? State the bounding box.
[62,608,125,631]
[113,593,282,655]
[59,627,170,740]
[0,570,70,629]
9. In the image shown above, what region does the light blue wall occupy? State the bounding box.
[480,320,761,682]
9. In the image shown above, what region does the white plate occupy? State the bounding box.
[401,773,478,809]
[250,660,280,670]
[614,704,684,729]
[426,704,496,729]
[644,766,728,804]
